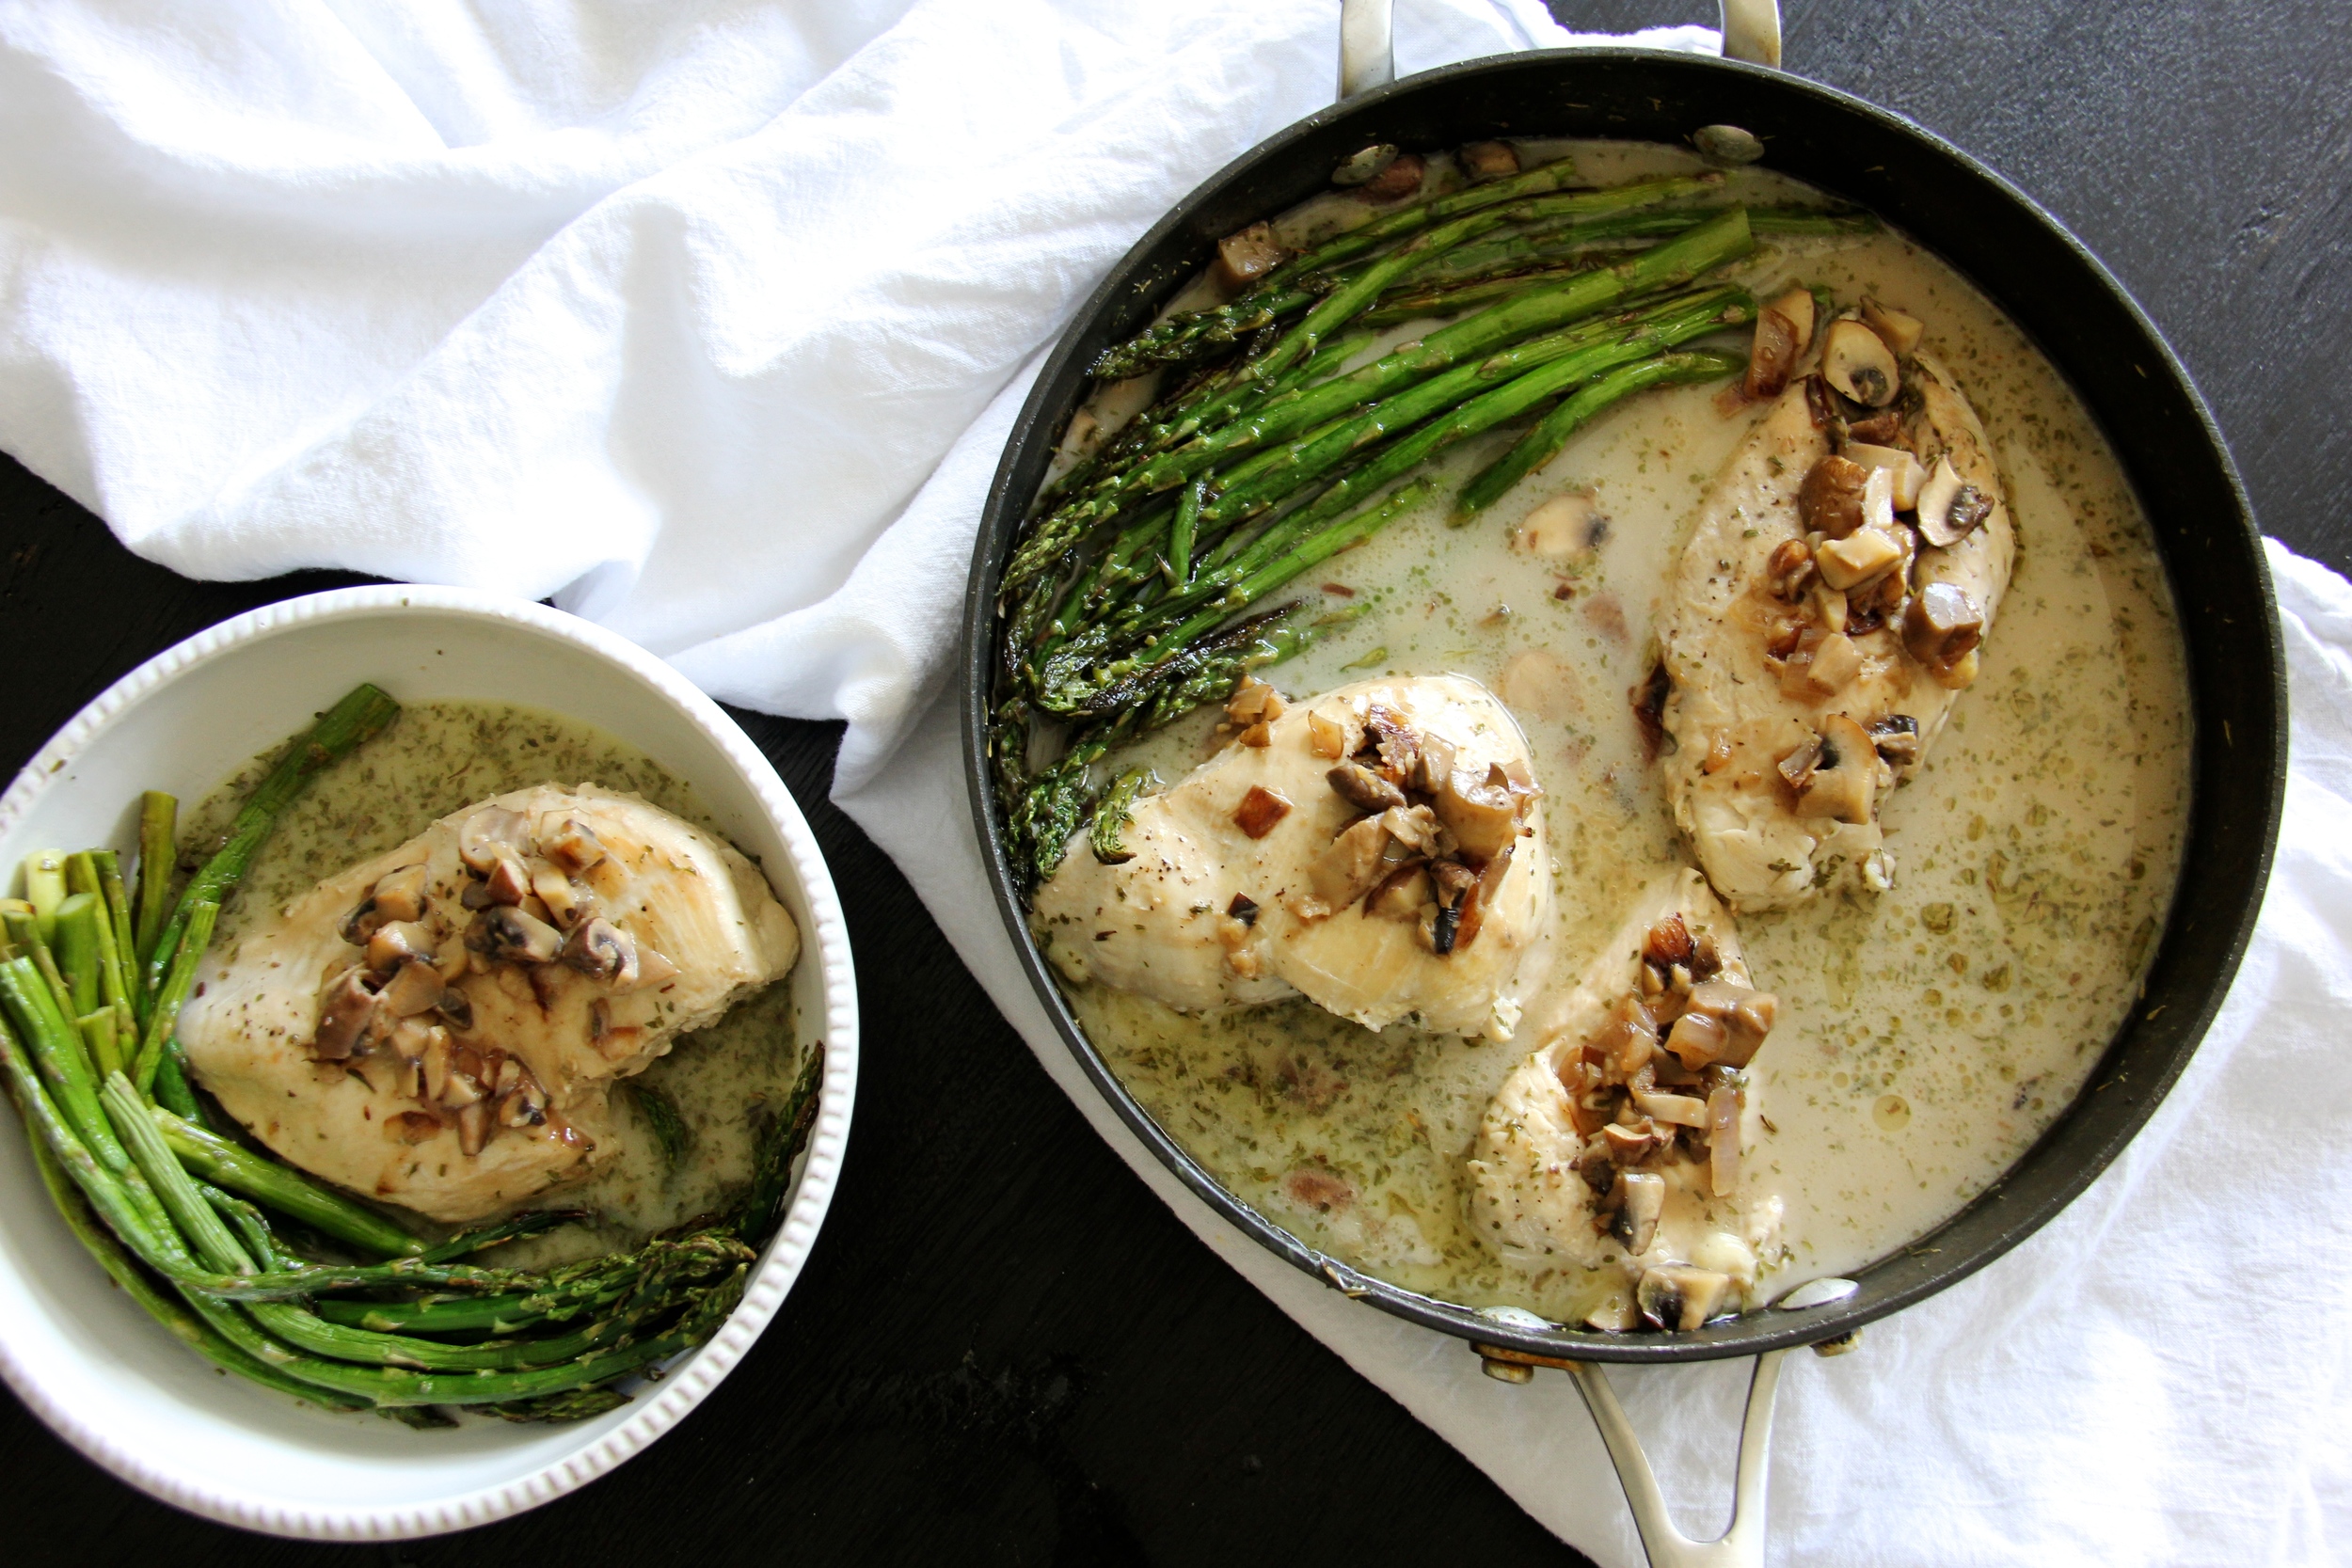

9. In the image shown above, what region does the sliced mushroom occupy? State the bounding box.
[1226,676,1284,726]
[1330,144,1399,186]
[1798,453,1869,539]
[1360,705,1420,784]
[432,985,473,1032]
[1306,710,1349,759]
[1683,981,1777,1067]
[365,920,435,974]
[1904,581,1986,672]
[1638,1264,1732,1331]
[1589,995,1661,1081]
[376,957,449,1018]
[1435,762,1522,862]
[1213,222,1287,293]
[1822,318,1900,407]
[1914,457,1994,547]
[627,944,679,991]
[1363,863,1433,922]
[1599,1121,1656,1164]
[1327,761,1406,814]
[1867,713,1922,768]
[1310,815,1398,911]
[1814,527,1904,592]
[370,863,428,925]
[1232,784,1293,841]
[1610,1172,1667,1256]
[1630,1087,1710,1128]
[421,1030,452,1102]
[1742,288,1818,401]
[1643,914,1693,969]
[464,905,563,966]
[1765,537,1817,602]
[560,916,639,985]
[1379,803,1449,859]
[454,1100,491,1157]
[1424,858,1480,956]
[482,855,531,909]
[1860,295,1926,356]
[1775,733,1823,794]
[1782,629,1864,700]
[311,968,383,1061]
[1664,1009,1731,1069]
[1708,1085,1743,1196]
[458,806,532,875]
[539,816,607,876]
[1792,713,1878,824]
[1841,441,1927,511]
[1517,490,1601,558]
[531,864,589,927]
[1458,139,1520,181]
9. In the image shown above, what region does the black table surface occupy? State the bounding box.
[4,4,2345,1562]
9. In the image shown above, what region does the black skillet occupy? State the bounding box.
[957,6,2281,1560]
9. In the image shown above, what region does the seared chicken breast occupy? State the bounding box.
[1467,869,1783,1330]
[177,784,798,1223]
[1658,322,2015,910]
[1033,675,1549,1039]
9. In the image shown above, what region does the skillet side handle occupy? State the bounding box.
[1719,0,1785,68]
[1338,0,1395,100]
[1569,1349,1788,1568]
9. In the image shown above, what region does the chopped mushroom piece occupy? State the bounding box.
[1742,288,1818,401]
[1631,1087,1710,1128]
[559,917,638,984]
[1360,151,1426,202]
[1327,762,1407,814]
[1798,453,1869,539]
[1681,980,1776,1066]
[1213,222,1287,293]
[1638,1264,1732,1331]
[457,807,531,875]
[1305,710,1349,759]
[1783,629,1864,699]
[1643,914,1693,968]
[1867,713,1922,768]
[1861,295,1926,356]
[1309,815,1398,910]
[1904,582,1987,672]
[1232,784,1293,840]
[1708,1085,1743,1196]
[375,958,447,1019]
[1363,863,1433,922]
[1815,527,1904,591]
[312,968,383,1061]
[1458,140,1521,181]
[1664,1009,1731,1069]
[1330,143,1398,186]
[464,905,564,965]
[1611,1171,1667,1255]
[1435,762,1523,861]
[1822,318,1900,407]
[370,863,428,924]
[1792,714,1879,824]
[1915,457,1993,547]
[1842,441,1927,510]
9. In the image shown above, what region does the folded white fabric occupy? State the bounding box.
[8,4,2347,1563]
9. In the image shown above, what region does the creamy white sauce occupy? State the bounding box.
[186,699,802,1266]
[1053,141,2190,1323]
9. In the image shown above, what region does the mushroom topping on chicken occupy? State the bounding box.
[1032,676,1549,1038]
[1468,869,1785,1330]
[176,784,799,1222]
[1655,303,2016,909]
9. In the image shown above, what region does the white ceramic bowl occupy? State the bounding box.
[0,586,857,1538]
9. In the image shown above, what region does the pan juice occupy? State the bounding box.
[1057,142,2190,1324]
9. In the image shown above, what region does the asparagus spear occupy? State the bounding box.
[0,956,129,1171]
[1456,348,1745,516]
[155,1105,424,1258]
[52,893,103,1015]
[132,898,217,1094]
[141,684,399,1004]
[133,792,177,966]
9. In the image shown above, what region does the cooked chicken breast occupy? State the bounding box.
[1467,869,1783,1328]
[1658,337,2015,910]
[1032,675,1549,1039]
[177,784,799,1224]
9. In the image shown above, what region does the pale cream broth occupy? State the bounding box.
[185,699,802,1267]
[1054,141,2190,1323]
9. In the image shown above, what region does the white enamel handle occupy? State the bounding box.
[1479,1344,1790,1568]
[1336,0,1784,103]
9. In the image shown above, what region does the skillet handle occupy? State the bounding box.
[1478,1345,1789,1568]
[1337,0,1783,103]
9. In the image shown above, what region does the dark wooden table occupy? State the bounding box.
[4,4,2345,1562]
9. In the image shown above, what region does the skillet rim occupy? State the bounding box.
[960,46,2285,1364]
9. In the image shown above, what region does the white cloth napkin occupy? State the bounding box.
[5,5,2347,1563]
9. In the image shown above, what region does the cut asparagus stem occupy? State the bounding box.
[155,1105,423,1258]
[22,851,68,946]
[0,957,129,1171]
[142,684,399,1004]
[133,898,217,1095]
[414,1208,585,1265]
[1167,477,1206,588]
[53,892,103,1015]
[78,1008,123,1082]
[152,1042,202,1120]
[1454,348,1747,517]
[1263,153,1594,284]
[133,792,177,967]
[89,850,138,1015]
